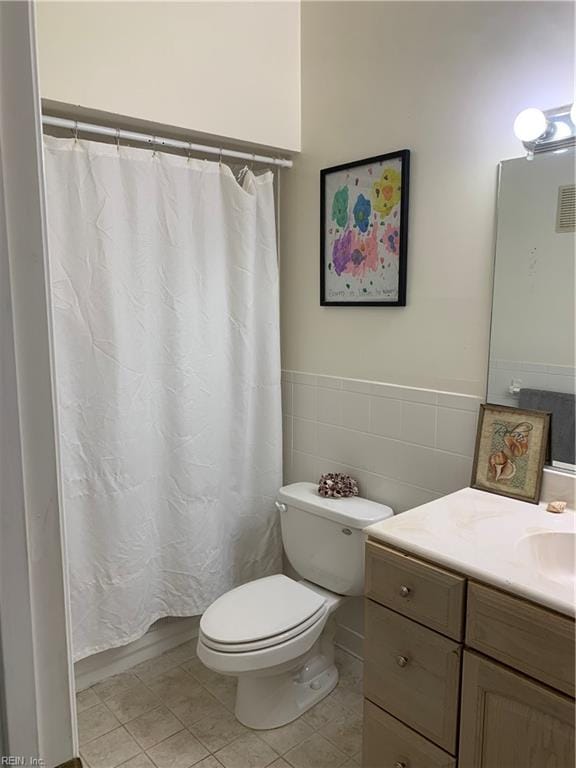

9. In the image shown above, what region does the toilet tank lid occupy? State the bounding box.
[277,482,394,529]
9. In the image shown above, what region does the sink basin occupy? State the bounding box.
[515,531,575,587]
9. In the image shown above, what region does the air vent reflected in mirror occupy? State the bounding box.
[556,184,575,233]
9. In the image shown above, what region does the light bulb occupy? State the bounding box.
[513,108,547,142]
[571,102,576,125]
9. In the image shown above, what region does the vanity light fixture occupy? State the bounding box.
[514,103,576,155]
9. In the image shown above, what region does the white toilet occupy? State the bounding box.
[197,481,394,729]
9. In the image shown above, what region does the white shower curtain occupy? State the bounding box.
[44,136,283,661]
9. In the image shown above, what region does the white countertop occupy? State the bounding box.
[365,487,576,617]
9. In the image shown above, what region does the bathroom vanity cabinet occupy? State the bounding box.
[362,540,575,768]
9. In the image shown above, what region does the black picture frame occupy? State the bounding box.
[320,149,410,307]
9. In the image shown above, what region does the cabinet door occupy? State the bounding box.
[459,651,575,768]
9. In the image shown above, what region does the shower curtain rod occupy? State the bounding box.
[41,115,293,168]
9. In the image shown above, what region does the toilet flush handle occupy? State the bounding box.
[275,501,287,514]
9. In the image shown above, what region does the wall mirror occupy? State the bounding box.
[487,149,576,471]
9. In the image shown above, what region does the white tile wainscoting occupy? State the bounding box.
[282,371,482,514]
[281,370,483,659]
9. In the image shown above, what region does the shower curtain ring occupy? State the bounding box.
[187,142,192,162]
[152,136,157,157]
[219,147,224,167]
[73,120,79,142]
[115,128,121,152]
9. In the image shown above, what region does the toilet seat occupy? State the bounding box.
[201,603,328,653]
[200,575,327,652]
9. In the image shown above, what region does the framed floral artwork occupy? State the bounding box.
[471,404,550,504]
[320,150,410,306]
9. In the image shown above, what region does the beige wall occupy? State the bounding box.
[36,1,301,151]
[280,1,574,395]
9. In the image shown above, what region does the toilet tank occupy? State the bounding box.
[276,482,394,596]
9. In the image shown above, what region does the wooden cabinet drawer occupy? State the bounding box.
[365,541,465,640]
[363,699,456,768]
[459,651,575,768]
[466,582,575,697]
[364,599,462,754]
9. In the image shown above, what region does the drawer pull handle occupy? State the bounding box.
[396,655,409,668]
[399,585,411,597]
[393,763,407,768]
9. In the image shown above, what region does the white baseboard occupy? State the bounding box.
[75,616,200,691]
[335,622,364,661]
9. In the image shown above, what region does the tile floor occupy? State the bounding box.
[77,642,364,768]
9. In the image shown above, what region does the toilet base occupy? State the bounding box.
[235,613,340,729]
[235,658,338,730]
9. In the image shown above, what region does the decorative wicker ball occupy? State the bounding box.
[317,472,359,499]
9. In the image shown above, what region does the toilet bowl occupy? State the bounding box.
[197,482,394,729]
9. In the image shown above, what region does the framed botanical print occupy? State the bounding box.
[320,150,410,306]
[471,404,550,503]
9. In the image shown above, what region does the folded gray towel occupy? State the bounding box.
[518,388,575,465]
